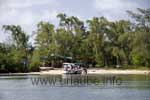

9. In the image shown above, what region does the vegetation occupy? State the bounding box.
[0,8,150,73]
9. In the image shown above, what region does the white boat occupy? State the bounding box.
[63,63,86,74]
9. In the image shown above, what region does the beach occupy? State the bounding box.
[39,68,150,75]
[1,68,150,76]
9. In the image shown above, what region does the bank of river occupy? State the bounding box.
[0,69,150,76]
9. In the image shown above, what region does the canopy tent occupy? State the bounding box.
[40,54,74,63]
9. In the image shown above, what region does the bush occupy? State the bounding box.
[29,62,40,72]
[28,51,40,72]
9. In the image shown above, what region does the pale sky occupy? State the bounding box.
[0,0,149,42]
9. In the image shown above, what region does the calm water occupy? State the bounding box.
[0,74,150,100]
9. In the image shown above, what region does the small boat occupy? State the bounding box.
[63,63,87,74]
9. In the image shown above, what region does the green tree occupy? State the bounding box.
[34,21,56,66]
[2,25,29,72]
[87,17,110,67]
[127,8,150,67]
[108,20,132,66]
[57,13,86,60]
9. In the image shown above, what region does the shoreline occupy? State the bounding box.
[0,69,150,76]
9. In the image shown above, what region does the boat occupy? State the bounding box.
[63,63,87,74]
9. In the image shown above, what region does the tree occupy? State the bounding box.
[2,25,29,72]
[3,25,29,48]
[35,22,55,54]
[34,21,56,66]
[127,8,150,67]
[1,8,150,72]
[87,17,110,67]
[108,20,132,66]
[57,13,86,60]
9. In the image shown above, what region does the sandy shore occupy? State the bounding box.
[0,69,150,75]
[87,69,150,75]
[39,69,150,75]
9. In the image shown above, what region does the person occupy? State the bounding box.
[82,68,87,74]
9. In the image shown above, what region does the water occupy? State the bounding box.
[0,74,150,100]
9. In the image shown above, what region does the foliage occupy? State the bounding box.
[0,8,150,73]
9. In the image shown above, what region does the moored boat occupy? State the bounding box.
[63,63,87,74]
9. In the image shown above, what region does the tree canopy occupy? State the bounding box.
[0,8,150,73]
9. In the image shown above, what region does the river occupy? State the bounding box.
[0,74,150,100]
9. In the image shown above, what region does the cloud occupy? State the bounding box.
[0,0,149,42]
[0,0,59,42]
[93,0,149,20]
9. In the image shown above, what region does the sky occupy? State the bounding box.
[0,0,149,43]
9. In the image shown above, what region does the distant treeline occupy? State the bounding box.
[0,8,150,73]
